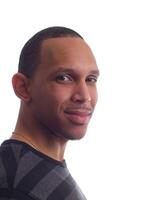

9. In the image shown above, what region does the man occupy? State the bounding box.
[0,26,99,199]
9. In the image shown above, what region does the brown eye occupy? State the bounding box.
[86,75,98,83]
[56,74,73,82]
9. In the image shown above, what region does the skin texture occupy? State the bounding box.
[11,37,99,161]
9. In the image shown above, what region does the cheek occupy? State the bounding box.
[41,88,71,114]
[49,91,71,109]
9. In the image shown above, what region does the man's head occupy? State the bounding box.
[18,27,83,78]
[12,27,99,141]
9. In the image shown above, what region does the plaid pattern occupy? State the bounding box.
[0,140,87,200]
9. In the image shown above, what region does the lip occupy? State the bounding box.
[64,109,92,125]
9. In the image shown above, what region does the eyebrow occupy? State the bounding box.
[89,70,100,76]
[52,67,100,76]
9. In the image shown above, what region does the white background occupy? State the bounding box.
[0,0,157,199]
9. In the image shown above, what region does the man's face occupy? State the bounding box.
[28,37,99,140]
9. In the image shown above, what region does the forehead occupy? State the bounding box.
[38,37,98,75]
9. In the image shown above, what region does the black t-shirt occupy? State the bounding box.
[0,140,87,200]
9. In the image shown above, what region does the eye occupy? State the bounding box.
[56,74,73,82]
[86,75,98,83]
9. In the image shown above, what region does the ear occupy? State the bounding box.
[12,73,31,103]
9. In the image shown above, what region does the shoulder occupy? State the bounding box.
[0,140,28,189]
[0,140,40,199]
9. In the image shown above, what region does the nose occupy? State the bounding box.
[71,81,91,103]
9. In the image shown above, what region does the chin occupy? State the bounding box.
[53,124,88,141]
[68,134,86,140]
[65,129,87,140]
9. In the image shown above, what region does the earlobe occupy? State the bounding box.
[12,73,31,102]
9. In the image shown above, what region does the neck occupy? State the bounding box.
[11,130,67,161]
[11,105,68,161]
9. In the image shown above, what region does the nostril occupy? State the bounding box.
[71,94,91,103]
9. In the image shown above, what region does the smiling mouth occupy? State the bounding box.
[64,109,92,125]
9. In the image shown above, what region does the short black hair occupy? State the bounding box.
[18,26,84,77]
